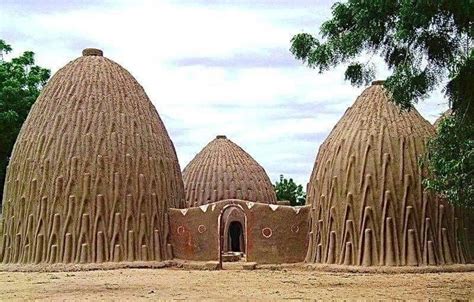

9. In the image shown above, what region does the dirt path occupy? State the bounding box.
[0,268,472,300]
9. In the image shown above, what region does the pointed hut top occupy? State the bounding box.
[82,48,103,56]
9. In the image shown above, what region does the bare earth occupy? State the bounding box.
[0,267,472,300]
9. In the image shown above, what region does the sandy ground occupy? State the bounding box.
[0,267,472,300]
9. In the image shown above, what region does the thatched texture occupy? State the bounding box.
[0,49,185,266]
[305,82,472,266]
[183,136,276,207]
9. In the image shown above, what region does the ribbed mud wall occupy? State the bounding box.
[0,49,185,266]
[306,83,472,266]
[183,136,277,207]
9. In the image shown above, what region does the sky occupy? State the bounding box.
[0,0,449,186]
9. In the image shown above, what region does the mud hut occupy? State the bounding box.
[0,48,185,267]
[305,81,472,267]
[182,135,277,256]
[183,135,277,207]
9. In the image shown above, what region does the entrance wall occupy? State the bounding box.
[168,199,309,264]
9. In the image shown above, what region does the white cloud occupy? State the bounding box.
[0,0,448,186]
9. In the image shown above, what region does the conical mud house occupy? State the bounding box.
[305,81,473,267]
[0,49,185,267]
[183,135,277,207]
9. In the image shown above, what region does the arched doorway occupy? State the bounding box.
[228,221,244,252]
[218,204,247,269]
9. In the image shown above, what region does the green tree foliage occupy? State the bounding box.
[290,1,473,119]
[290,1,473,207]
[423,115,473,208]
[273,175,306,206]
[0,40,50,203]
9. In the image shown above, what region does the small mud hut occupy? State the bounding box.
[183,135,277,207]
[180,135,278,258]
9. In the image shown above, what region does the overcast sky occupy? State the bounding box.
[0,0,448,186]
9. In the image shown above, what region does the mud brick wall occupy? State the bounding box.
[169,199,309,264]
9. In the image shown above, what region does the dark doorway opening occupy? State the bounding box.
[228,221,243,252]
[218,205,247,268]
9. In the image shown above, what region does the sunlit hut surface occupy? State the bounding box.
[183,135,277,207]
[0,48,185,267]
[305,81,472,267]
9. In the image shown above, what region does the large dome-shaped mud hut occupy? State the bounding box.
[305,81,472,267]
[0,48,185,267]
[183,135,277,207]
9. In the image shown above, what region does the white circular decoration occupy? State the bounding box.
[262,227,273,238]
[198,224,207,233]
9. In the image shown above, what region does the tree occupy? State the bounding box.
[0,40,50,204]
[423,115,473,208]
[273,175,306,206]
[290,1,473,207]
[290,1,473,120]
